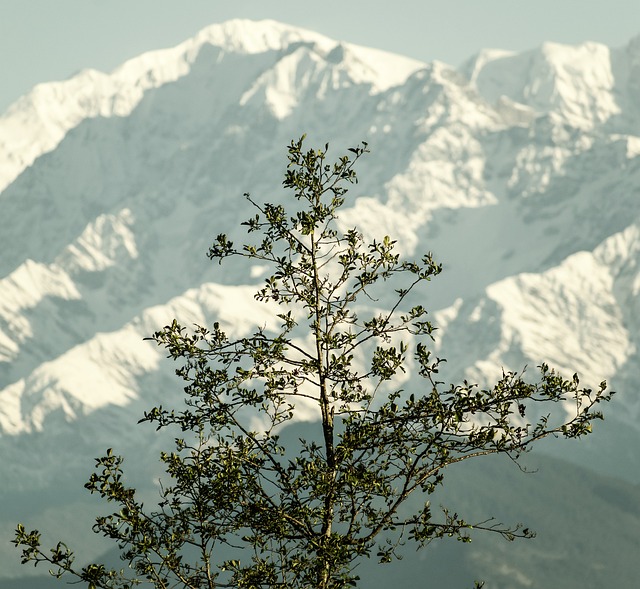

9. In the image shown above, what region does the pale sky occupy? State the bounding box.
[1,0,639,113]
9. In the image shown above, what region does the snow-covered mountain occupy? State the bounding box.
[1,18,640,583]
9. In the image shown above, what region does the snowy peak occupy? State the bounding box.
[435,220,640,425]
[460,37,640,132]
[193,18,333,55]
[193,19,424,91]
[0,19,423,193]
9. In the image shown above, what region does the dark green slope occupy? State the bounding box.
[358,450,640,588]
[2,427,639,589]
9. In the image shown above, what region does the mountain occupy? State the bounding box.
[1,18,639,585]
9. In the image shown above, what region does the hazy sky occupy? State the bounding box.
[1,0,639,112]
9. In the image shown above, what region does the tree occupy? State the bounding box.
[14,137,612,589]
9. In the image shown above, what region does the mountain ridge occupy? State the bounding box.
[2,18,639,440]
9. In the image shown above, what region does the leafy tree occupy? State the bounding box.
[14,137,612,589]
